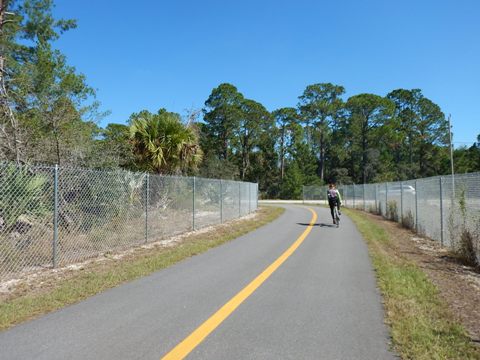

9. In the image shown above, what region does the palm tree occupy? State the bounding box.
[129,110,203,174]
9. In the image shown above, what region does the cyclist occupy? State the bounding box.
[327,183,342,224]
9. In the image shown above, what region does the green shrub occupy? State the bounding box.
[0,164,50,231]
[450,187,480,269]
[387,200,398,222]
[457,230,479,269]
[402,210,415,230]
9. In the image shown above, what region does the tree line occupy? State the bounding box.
[197,83,479,198]
[1,1,479,199]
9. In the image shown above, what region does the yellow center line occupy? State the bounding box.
[161,207,318,360]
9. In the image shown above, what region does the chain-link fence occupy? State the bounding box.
[304,173,480,261]
[0,163,259,280]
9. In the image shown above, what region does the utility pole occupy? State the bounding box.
[448,114,455,200]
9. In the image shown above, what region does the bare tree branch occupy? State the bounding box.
[0,0,22,163]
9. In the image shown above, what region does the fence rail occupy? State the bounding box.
[0,163,258,280]
[303,173,480,261]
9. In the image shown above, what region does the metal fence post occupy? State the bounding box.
[415,180,418,232]
[375,184,378,214]
[249,183,251,213]
[192,176,196,231]
[302,186,305,204]
[220,179,223,223]
[439,177,444,246]
[363,183,366,211]
[352,184,355,209]
[53,164,59,268]
[145,173,149,243]
[238,182,241,217]
[385,182,388,218]
[400,181,404,223]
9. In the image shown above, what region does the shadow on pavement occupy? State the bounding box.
[296,223,337,228]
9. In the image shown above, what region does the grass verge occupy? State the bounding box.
[0,206,284,332]
[345,208,480,360]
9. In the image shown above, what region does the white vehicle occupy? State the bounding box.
[379,184,416,195]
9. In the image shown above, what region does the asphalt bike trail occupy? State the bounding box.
[0,205,396,359]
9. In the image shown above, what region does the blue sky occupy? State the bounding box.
[53,0,480,146]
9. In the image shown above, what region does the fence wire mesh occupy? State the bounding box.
[304,173,480,262]
[0,163,258,280]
